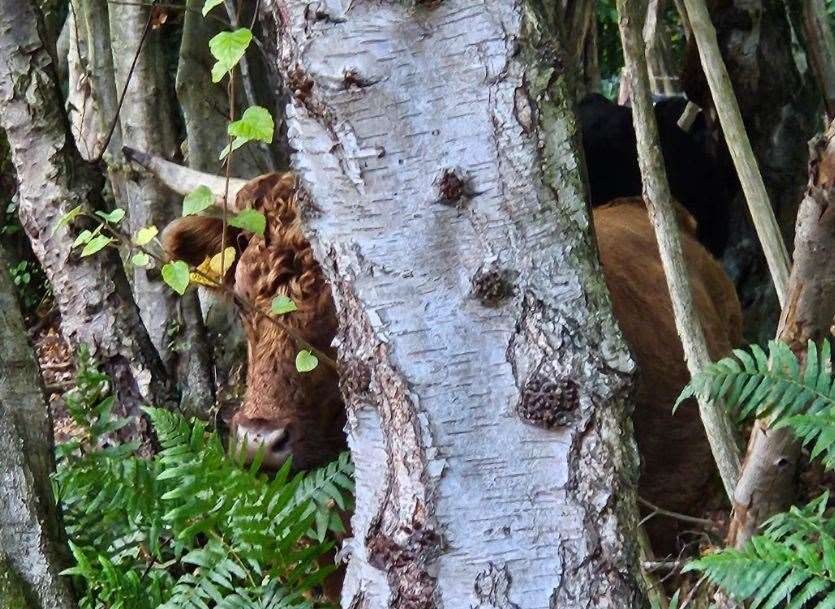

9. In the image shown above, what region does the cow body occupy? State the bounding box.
[163,177,741,558]
[578,93,735,258]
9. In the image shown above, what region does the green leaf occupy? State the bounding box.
[162,261,190,295]
[228,208,266,237]
[131,252,151,267]
[209,28,253,83]
[80,235,113,257]
[134,225,158,246]
[72,229,94,248]
[95,208,126,224]
[51,205,83,236]
[271,296,298,315]
[182,186,215,216]
[295,350,319,373]
[202,0,223,15]
[228,106,274,145]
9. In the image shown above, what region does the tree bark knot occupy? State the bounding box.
[471,266,515,306]
[517,372,580,428]
[366,518,440,609]
[472,563,521,609]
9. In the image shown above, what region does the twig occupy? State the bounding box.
[638,497,715,528]
[617,0,742,499]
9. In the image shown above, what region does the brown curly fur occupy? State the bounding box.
[163,179,741,557]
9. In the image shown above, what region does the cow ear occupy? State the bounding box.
[162,216,243,270]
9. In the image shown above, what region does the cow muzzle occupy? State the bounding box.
[231,414,294,469]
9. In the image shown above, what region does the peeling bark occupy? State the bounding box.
[0,248,75,609]
[0,0,176,443]
[262,2,645,607]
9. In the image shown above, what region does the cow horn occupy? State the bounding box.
[123,146,249,210]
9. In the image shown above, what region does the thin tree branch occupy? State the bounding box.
[680,0,791,306]
[617,0,742,498]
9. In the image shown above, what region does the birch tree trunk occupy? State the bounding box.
[108,2,216,416]
[0,248,75,609]
[262,2,645,607]
[0,0,177,443]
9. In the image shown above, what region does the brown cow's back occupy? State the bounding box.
[593,197,742,553]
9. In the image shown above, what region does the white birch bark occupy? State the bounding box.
[108,3,217,415]
[0,0,177,442]
[261,2,645,607]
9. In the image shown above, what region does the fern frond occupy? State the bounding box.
[687,493,835,609]
[678,339,833,422]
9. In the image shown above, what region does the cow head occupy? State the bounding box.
[162,173,346,471]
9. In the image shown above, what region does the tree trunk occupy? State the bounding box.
[261,2,646,607]
[108,2,216,417]
[0,248,75,609]
[727,119,835,549]
[0,0,176,445]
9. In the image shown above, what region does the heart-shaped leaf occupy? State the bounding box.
[51,205,82,236]
[228,106,274,144]
[162,261,190,295]
[182,186,215,216]
[271,295,298,315]
[72,230,93,248]
[134,225,158,246]
[95,208,126,224]
[295,350,319,373]
[81,235,113,257]
[131,252,151,267]
[190,247,236,287]
[228,208,266,237]
[209,28,253,83]
[202,0,223,16]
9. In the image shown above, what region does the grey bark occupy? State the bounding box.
[618,0,741,498]
[108,2,216,417]
[802,0,835,118]
[64,7,98,161]
[0,0,176,445]
[262,2,646,607]
[0,248,75,609]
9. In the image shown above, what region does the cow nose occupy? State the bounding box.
[232,416,293,468]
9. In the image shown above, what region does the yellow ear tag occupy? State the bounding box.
[190,247,236,287]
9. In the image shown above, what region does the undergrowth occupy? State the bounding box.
[54,348,353,609]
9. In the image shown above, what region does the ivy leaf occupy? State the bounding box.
[209,28,253,83]
[190,247,236,287]
[228,209,265,237]
[295,350,319,373]
[51,205,82,236]
[80,235,113,257]
[95,208,126,224]
[134,225,158,246]
[202,0,223,16]
[271,295,298,315]
[182,186,215,216]
[162,261,190,295]
[72,230,94,248]
[218,138,247,161]
[131,252,151,267]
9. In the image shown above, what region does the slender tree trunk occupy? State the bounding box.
[0,0,176,444]
[618,0,741,498]
[262,2,646,607]
[106,2,216,417]
[0,248,75,609]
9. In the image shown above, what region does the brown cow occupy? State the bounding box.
[163,175,741,557]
